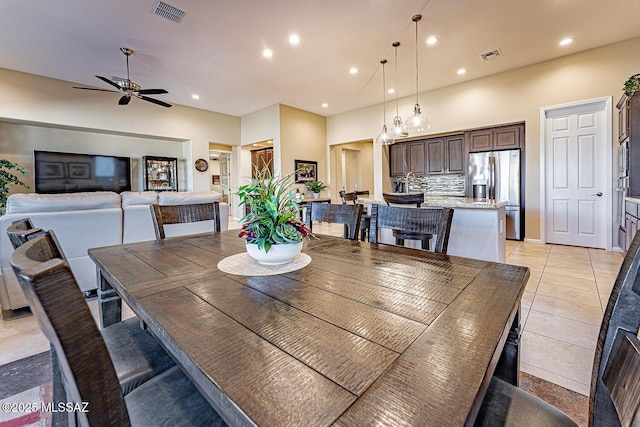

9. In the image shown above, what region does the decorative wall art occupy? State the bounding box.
[294,160,317,183]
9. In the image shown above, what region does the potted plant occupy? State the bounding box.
[304,180,326,199]
[623,73,640,97]
[0,159,28,215]
[237,165,312,265]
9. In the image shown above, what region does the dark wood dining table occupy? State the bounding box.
[88,230,529,426]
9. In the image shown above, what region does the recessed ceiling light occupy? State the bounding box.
[426,36,438,45]
[322,103,328,108]
[457,68,466,75]
[289,34,301,45]
[559,38,574,46]
[388,88,395,94]
[349,67,358,74]
[192,94,200,99]
[262,48,273,58]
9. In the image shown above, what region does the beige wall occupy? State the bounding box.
[0,68,240,191]
[279,105,328,196]
[327,36,640,241]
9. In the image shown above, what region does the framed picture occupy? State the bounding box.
[67,162,91,179]
[212,175,221,185]
[294,160,317,183]
[39,161,65,179]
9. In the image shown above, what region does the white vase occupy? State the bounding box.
[312,193,320,199]
[245,241,303,265]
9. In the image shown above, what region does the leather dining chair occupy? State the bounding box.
[369,204,454,254]
[6,222,176,397]
[10,232,226,427]
[151,201,221,240]
[305,202,363,240]
[382,192,433,250]
[475,231,640,427]
[339,190,370,241]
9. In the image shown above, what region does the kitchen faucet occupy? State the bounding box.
[405,171,417,194]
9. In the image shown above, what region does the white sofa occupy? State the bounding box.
[0,191,229,316]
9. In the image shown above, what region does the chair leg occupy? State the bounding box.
[421,237,431,250]
[396,238,405,247]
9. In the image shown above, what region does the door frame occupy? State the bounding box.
[539,96,613,250]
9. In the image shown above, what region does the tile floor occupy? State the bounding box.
[0,218,624,399]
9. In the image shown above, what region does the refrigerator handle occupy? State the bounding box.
[488,155,495,200]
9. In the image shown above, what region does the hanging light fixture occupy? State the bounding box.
[406,14,431,134]
[390,42,408,139]
[376,59,392,145]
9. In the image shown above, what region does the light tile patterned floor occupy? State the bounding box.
[0,217,624,398]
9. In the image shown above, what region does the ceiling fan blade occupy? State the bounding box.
[95,75,122,90]
[140,96,172,108]
[118,95,131,105]
[138,88,168,95]
[72,87,117,93]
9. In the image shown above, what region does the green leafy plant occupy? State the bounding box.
[304,180,326,193]
[237,165,311,253]
[623,73,640,97]
[0,159,28,214]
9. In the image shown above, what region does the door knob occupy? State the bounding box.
[591,192,603,197]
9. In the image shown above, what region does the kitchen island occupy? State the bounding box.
[360,196,507,262]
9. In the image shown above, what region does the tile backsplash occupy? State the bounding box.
[394,174,466,196]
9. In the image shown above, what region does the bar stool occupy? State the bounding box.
[339,190,370,241]
[382,193,431,250]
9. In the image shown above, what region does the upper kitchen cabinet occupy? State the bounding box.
[388,140,425,176]
[618,94,629,143]
[467,124,523,152]
[622,94,640,196]
[426,134,464,174]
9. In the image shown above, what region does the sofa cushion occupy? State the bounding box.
[121,191,158,206]
[6,191,121,213]
[158,191,221,205]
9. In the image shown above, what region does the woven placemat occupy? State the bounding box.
[217,252,311,276]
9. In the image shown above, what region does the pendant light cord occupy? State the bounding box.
[381,59,387,124]
[394,43,400,117]
[413,14,422,106]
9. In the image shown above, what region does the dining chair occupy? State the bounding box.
[382,192,432,250]
[475,231,640,427]
[151,201,221,240]
[10,232,226,427]
[305,202,363,240]
[6,223,176,397]
[339,190,370,241]
[369,204,454,254]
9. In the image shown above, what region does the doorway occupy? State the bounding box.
[541,97,612,249]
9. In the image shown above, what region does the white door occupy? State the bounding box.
[544,100,609,248]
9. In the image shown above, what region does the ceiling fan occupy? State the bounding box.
[73,47,172,108]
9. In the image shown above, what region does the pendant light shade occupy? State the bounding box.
[391,42,408,139]
[376,59,393,145]
[406,14,431,134]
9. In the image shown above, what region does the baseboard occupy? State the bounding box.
[1,306,32,320]
[524,238,543,244]
[611,246,624,253]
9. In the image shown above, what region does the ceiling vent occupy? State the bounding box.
[479,49,503,61]
[151,1,186,23]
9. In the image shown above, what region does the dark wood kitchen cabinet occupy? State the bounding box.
[388,140,424,176]
[426,134,464,174]
[621,94,640,196]
[467,124,523,152]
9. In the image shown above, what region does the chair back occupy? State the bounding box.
[382,192,424,207]
[590,231,640,426]
[305,203,363,240]
[369,204,454,254]
[6,218,45,249]
[10,232,129,426]
[151,201,221,240]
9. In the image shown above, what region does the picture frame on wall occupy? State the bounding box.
[39,161,65,179]
[212,175,221,185]
[294,160,317,183]
[67,162,91,179]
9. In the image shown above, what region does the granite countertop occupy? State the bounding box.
[358,194,508,209]
[625,196,640,203]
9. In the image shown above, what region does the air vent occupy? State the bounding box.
[151,1,186,23]
[479,49,503,61]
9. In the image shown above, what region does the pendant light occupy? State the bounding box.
[406,14,431,134]
[390,42,408,139]
[376,59,392,145]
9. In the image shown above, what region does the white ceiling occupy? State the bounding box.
[1,0,639,118]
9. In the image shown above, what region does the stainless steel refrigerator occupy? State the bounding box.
[468,149,522,240]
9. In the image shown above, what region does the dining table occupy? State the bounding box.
[88,230,529,426]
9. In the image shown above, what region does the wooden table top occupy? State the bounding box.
[88,231,529,427]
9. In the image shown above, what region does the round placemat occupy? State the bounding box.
[217,252,311,276]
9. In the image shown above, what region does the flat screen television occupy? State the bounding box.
[34,150,131,194]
